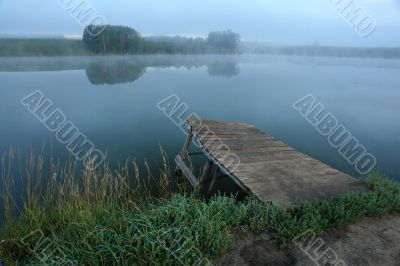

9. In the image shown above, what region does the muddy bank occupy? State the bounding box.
[214,214,400,266]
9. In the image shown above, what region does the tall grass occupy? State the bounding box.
[1,147,185,222]
[1,147,400,265]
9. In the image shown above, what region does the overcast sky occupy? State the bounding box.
[1,0,399,47]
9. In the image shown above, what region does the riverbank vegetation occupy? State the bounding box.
[2,37,400,58]
[0,38,90,57]
[83,25,241,55]
[2,24,400,58]
[1,148,400,265]
[0,25,241,57]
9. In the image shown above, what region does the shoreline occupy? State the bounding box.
[1,38,399,59]
[0,149,399,265]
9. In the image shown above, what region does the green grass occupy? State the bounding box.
[1,148,400,265]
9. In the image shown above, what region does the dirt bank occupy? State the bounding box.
[214,214,400,266]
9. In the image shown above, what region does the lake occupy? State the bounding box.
[0,55,399,184]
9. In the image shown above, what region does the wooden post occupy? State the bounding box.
[206,168,219,195]
[175,154,198,187]
[198,159,213,189]
[180,127,193,160]
[175,127,193,175]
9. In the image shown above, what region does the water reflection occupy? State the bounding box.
[85,57,240,85]
[0,55,240,85]
[0,55,399,180]
[86,61,146,85]
[208,60,240,77]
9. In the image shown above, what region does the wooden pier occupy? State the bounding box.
[175,118,367,207]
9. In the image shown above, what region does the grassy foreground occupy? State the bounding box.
[1,150,400,265]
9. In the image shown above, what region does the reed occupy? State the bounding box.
[1,147,400,265]
[0,146,193,224]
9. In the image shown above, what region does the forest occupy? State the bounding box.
[83,25,241,54]
[1,24,399,58]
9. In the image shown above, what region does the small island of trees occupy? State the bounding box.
[83,25,143,54]
[83,25,241,55]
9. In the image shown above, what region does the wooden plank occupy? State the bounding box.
[198,135,275,142]
[205,146,293,155]
[188,119,255,129]
[233,157,340,174]
[201,138,288,148]
[177,119,367,207]
[217,155,310,168]
[218,150,308,163]
[193,123,257,129]
[195,128,262,136]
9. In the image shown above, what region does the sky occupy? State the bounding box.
[0,0,399,47]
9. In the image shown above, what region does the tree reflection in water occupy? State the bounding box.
[85,61,146,85]
[85,56,240,85]
[207,60,240,77]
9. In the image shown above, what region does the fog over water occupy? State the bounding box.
[1,2,400,263]
[0,2,399,197]
[1,0,400,46]
[0,55,399,180]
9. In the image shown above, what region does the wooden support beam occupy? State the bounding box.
[198,160,214,189]
[175,154,198,187]
[180,128,193,160]
[175,127,194,175]
[207,168,219,195]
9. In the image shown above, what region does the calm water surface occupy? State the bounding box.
[0,55,399,181]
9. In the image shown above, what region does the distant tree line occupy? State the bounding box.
[83,25,241,54]
[243,44,400,59]
[0,38,89,57]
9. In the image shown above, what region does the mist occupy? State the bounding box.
[1,0,400,47]
[1,1,400,264]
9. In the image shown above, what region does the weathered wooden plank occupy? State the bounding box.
[219,150,308,163]
[233,158,341,175]
[193,123,257,129]
[197,133,273,139]
[205,146,294,155]
[188,119,254,129]
[177,119,367,207]
[202,139,288,149]
[194,128,262,136]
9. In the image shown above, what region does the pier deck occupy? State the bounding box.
[175,119,367,207]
